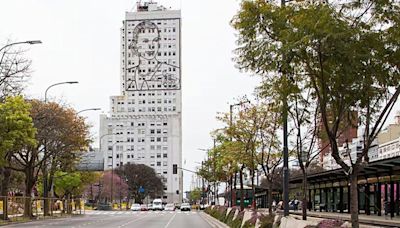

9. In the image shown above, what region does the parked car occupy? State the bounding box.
[140,204,148,211]
[95,203,112,211]
[164,203,175,211]
[174,203,181,210]
[147,203,153,211]
[180,203,191,211]
[131,203,141,211]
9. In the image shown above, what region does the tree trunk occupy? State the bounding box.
[239,167,244,211]
[1,167,11,220]
[233,173,237,206]
[23,170,35,218]
[302,171,307,220]
[268,181,273,214]
[350,173,359,228]
[251,169,256,209]
[42,166,50,216]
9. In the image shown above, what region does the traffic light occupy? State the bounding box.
[176,190,179,195]
[173,164,177,174]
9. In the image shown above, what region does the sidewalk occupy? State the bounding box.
[290,210,400,227]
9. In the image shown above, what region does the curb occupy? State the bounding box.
[199,212,230,228]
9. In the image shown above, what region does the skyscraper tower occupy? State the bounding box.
[100,1,182,203]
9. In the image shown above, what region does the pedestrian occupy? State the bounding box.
[272,200,276,212]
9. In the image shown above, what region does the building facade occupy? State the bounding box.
[99,1,182,203]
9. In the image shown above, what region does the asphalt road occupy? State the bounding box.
[5,211,214,228]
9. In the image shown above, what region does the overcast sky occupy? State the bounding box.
[0,0,261,191]
[1,0,399,192]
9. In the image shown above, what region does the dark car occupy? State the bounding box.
[95,203,112,211]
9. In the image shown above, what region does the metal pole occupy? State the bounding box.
[43,81,78,215]
[281,0,289,217]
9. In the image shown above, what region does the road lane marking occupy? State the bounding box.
[118,214,151,228]
[163,212,177,228]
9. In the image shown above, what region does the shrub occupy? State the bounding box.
[317,219,344,228]
[229,210,245,228]
[258,214,275,228]
[223,208,236,223]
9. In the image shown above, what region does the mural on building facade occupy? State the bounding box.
[126,20,180,91]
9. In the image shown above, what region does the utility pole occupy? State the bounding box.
[281,0,290,218]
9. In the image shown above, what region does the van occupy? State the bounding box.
[152,198,163,211]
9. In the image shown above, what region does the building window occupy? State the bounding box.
[157,162,161,166]
[163,154,167,158]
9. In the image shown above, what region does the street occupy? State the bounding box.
[5,211,213,228]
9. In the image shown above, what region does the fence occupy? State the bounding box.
[0,196,84,223]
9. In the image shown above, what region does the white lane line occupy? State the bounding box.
[118,214,151,228]
[163,212,177,228]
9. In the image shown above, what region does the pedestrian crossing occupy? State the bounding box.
[84,210,198,216]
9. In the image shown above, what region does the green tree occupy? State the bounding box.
[0,96,36,220]
[117,164,164,204]
[189,188,202,204]
[232,1,400,226]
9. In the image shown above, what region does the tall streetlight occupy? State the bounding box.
[281,0,290,217]
[229,100,250,207]
[77,108,101,115]
[42,81,78,212]
[44,81,79,102]
[0,40,42,53]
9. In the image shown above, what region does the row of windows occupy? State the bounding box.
[116,106,177,113]
[107,122,167,127]
[125,27,176,34]
[108,144,169,151]
[125,21,177,27]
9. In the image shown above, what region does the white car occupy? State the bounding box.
[164,203,175,211]
[180,203,191,211]
[152,198,163,211]
[131,203,141,211]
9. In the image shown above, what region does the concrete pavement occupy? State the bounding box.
[4,211,214,228]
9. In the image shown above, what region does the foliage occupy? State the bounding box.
[232,0,400,226]
[189,187,202,203]
[258,214,276,228]
[54,171,81,197]
[54,171,99,198]
[97,171,129,202]
[116,163,164,203]
[316,219,344,228]
[0,96,36,166]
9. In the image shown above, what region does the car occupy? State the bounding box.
[131,203,141,211]
[164,203,175,211]
[140,204,148,211]
[147,203,153,211]
[180,203,191,211]
[152,198,163,211]
[95,203,112,211]
[174,203,181,210]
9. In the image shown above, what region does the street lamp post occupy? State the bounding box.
[42,81,78,215]
[77,108,101,115]
[281,0,290,217]
[0,40,42,53]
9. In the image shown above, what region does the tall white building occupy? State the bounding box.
[100,1,182,203]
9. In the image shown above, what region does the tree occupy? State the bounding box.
[255,100,282,214]
[232,1,400,226]
[0,41,32,100]
[8,100,90,217]
[116,164,164,204]
[189,188,202,204]
[0,96,36,220]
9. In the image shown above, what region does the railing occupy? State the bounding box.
[0,196,84,223]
